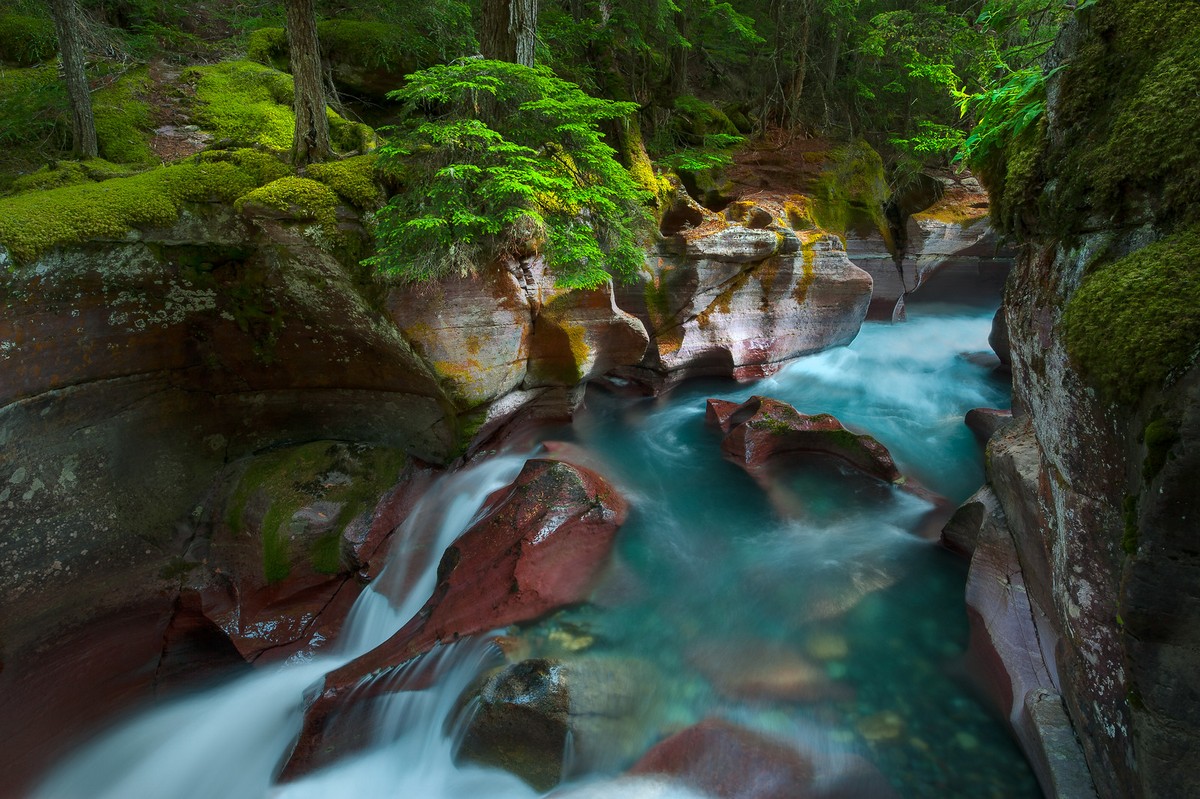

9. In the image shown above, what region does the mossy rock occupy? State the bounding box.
[1047,0,1200,237]
[225,441,407,583]
[185,60,377,155]
[1062,223,1200,405]
[0,149,286,265]
[0,13,55,66]
[304,154,382,210]
[670,95,739,145]
[7,158,142,194]
[810,140,891,245]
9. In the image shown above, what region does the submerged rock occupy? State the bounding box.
[684,638,852,703]
[283,458,628,777]
[457,656,662,791]
[629,719,897,799]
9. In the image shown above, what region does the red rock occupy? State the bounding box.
[707,396,903,484]
[282,458,628,777]
[630,719,818,799]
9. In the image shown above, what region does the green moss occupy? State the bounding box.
[328,110,377,154]
[246,26,289,69]
[1049,0,1200,236]
[0,155,275,265]
[810,141,891,246]
[226,441,407,584]
[1142,418,1180,481]
[305,154,380,209]
[671,95,739,142]
[235,176,340,236]
[187,60,295,151]
[8,158,141,194]
[1121,494,1140,556]
[186,60,377,156]
[318,20,414,70]
[1062,224,1200,405]
[0,13,55,66]
[93,69,156,165]
[974,119,1046,239]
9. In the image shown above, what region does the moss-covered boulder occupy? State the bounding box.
[191,441,411,662]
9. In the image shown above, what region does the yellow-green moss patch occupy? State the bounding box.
[0,155,275,264]
[235,176,340,236]
[186,60,296,151]
[93,69,156,165]
[306,154,380,210]
[8,158,142,194]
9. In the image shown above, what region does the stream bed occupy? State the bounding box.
[33,302,1037,799]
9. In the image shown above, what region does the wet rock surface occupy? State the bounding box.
[457,656,661,791]
[284,458,628,777]
[706,396,903,484]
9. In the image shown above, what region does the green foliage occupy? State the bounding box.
[0,152,281,264]
[369,60,651,290]
[1062,224,1200,405]
[0,13,56,66]
[305,154,381,210]
[0,64,69,153]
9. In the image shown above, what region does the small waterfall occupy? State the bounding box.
[33,454,532,799]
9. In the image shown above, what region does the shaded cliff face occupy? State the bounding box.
[978,3,1200,796]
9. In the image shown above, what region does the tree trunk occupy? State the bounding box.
[48,0,97,159]
[481,0,538,67]
[286,0,332,165]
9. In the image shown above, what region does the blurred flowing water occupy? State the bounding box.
[32,303,1037,799]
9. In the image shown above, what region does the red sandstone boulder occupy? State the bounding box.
[707,396,903,484]
[283,458,628,776]
[631,720,816,799]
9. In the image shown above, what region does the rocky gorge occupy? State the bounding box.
[0,140,1013,794]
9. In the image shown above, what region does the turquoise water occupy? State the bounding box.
[517,304,1033,797]
[34,304,1035,799]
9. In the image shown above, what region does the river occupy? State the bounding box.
[33,301,1037,799]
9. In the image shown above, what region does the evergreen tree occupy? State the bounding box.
[482,0,539,67]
